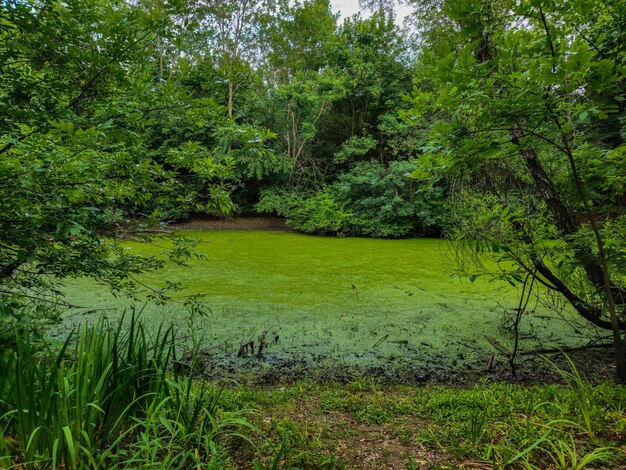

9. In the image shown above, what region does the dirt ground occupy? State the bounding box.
[170,215,292,232]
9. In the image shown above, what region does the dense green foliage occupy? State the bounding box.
[405,0,626,377]
[0,314,253,468]
[2,0,626,466]
[1,0,624,357]
[0,0,440,322]
[0,0,239,334]
[257,161,444,236]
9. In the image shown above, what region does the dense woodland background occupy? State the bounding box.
[2,0,626,468]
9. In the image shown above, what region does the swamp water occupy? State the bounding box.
[61,230,597,381]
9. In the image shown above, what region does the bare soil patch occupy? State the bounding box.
[328,413,446,469]
[170,215,291,231]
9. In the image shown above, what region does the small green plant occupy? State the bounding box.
[543,436,616,470]
[501,355,621,469]
[253,439,290,470]
[346,376,380,393]
[542,354,597,435]
[466,406,488,446]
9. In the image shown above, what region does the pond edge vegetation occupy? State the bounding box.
[1,314,625,469]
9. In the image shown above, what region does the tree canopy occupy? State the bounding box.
[407,0,626,377]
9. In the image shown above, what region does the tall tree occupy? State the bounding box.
[359,0,404,15]
[194,0,272,118]
[407,0,626,378]
[263,0,337,83]
[0,0,233,323]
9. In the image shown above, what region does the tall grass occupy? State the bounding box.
[0,313,253,469]
[501,355,620,469]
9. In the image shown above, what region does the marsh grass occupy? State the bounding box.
[499,356,621,469]
[0,312,255,469]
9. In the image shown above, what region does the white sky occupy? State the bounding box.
[330,0,413,23]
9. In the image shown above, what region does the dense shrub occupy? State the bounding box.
[333,160,444,237]
[288,189,354,235]
[256,160,447,237]
[255,187,304,218]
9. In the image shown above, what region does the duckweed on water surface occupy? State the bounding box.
[61,231,599,379]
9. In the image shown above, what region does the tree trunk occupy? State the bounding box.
[616,348,626,383]
[0,260,22,279]
[510,125,626,382]
[510,127,605,287]
[228,80,234,118]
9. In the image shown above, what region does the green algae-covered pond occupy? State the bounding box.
[61,230,597,381]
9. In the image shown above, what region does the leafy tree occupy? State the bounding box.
[192,0,273,118]
[359,0,405,15]
[262,0,338,82]
[0,0,232,330]
[326,12,413,165]
[250,7,444,236]
[407,0,626,379]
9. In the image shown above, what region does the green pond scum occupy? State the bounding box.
[61,231,599,380]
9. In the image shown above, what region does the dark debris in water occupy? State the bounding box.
[182,347,616,386]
